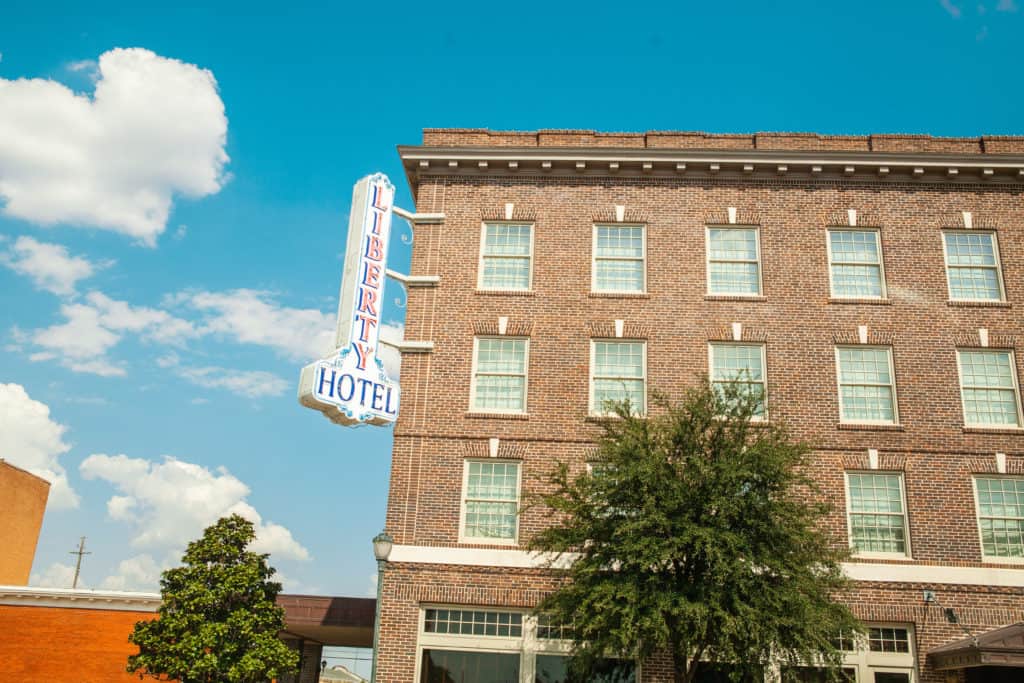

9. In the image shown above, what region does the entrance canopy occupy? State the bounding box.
[278,594,375,647]
[928,623,1024,670]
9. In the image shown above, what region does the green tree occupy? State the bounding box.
[529,381,862,683]
[127,514,299,682]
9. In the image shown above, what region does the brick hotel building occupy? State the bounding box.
[377,129,1024,683]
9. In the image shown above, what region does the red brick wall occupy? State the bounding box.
[0,605,152,683]
[380,133,1024,682]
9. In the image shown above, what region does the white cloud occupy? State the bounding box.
[187,289,336,361]
[99,554,162,591]
[940,0,962,17]
[30,561,80,588]
[24,292,197,375]
[80,454,310,562]
[0,48,228,245]
[176,365,289,398]
[1,236,101,295]
[0,383,79,508]
[183,288,402,375]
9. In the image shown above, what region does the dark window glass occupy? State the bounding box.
[420,649,519,683]
[868,627,909,653]
[873,673,910,683]
[782,666,857,683]
[534,655,636,683]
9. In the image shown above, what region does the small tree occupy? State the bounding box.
[128,514,299,682]
[530,381,862,683]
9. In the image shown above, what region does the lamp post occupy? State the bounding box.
[370,530,393,683]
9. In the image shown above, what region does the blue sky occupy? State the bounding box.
[0,0,1021,610]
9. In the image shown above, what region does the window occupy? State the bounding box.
[707,227,761,295]
[831,624,916,683]
[835,347,898,424]
[868,627,910,653]
[974,477,1024,560]
[943,231,1004,301]
[709,343,767,418]
[421,650,520,683]
[424,609,523,637]
[590,341,646,415]
[593,224,645,293]
[418,608,636,683]
[957,350,1022,427]
[479,222,533,290]
[846,473,909,556]
[828,229,885,298]
[461,461,520,543]
[535,655,636,682]
[471,338,528,413]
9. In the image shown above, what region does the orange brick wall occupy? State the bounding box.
[0,461,50,585]
[0,605,153,683]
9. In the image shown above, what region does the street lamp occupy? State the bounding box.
[370,530,393,683]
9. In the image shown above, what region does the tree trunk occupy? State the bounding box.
[672,645,688,683]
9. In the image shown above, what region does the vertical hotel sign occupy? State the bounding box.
[298,173,399,425]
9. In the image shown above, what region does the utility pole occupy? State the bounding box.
[69,536,90,589]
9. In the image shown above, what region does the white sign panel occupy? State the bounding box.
[298,173,400,426]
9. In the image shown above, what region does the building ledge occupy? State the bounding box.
[829,297,892,306]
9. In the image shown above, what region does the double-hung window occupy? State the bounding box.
[471,338,528,413]
[479,222,533,291]
[943,231,1005,301]
[846,472,910,556]
[707,227,761,295]
[593,224,645,293]
[590,341,646,415]
[460,460,520,543]
[973,477,1024,561]
[709,343,767,418]
[835,347,899,424]
[957,350,1023,427]
[828,229,886,299]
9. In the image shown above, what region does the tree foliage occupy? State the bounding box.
[127,514,299,682]
[529,381,862,683]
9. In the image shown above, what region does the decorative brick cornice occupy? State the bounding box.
[586,321,650,339]
[481,206,537,222]
[401,130,1024,194]
[704,208,761,225]
[841,454,907,471]
[591,207,649,223]
[953,333,1016,349]
[825,210,882,227]
[940,212,1000,229]
[851,602,1024,627]
[833,330,897,345]
[472,320,533,336]
[705,325,769,342]
[460,440,527,460]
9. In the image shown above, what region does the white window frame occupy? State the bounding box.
[588,339,648,417]
[834,346,900,426]
[707,342,768,421]
[469,337,530,415]
[941,230,1006,302]
[705,225,763,296]
[826,228,887,300]
[458,459,521,546]
[955,348,1024,429]
[477,222,535,292]
[591,223,647,294]
[838,624,917,683]
[844,471,912,559]
[971,476,1024,565]
[416,606,638,683]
